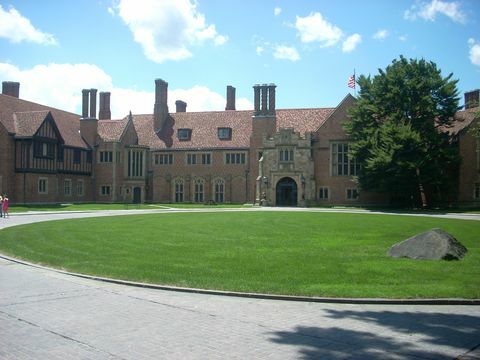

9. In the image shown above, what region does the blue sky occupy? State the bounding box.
[0,0,479,118]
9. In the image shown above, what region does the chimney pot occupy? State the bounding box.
[225,85,236,110]
[175,100,187,113]
[99,92,111,120]
[465,89,480,109]
[2,81,20,98]
[81,89,89,118]
[154,78,169,131]
[89,89,97,119]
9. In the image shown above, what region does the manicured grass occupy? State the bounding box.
[0,212,478,298]
[9,203,251,213]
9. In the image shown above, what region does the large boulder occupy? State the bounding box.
[388,228,467,260]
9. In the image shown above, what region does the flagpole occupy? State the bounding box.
[354,68,357,97]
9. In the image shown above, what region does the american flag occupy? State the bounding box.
[348,73,355,89]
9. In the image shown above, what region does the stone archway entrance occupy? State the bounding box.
[133,187,141,204]
[276,177,297,206]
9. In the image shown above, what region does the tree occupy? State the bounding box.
[345,56,461,207]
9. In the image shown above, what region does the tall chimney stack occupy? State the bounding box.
[175,100,187,113]
[89,89,97,119]
[225,85,236,110]
[2,81,20,98]
[465,89,479,109]
[82,89,89,118]
[99,92,111,120]
[154,78,169,132]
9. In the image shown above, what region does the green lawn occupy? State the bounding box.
[9,203,251,213]
[0,211,478,298]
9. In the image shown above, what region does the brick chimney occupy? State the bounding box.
[154,78,169,132]
[99,92,111,120]
[89,88,97,119]
[465,89,479,109]
[2,81,20,98]
[175,100,187,113]
[82,89,89,118]
[225,85,236,110]
[253,83,276,116]
[80,88,98,147]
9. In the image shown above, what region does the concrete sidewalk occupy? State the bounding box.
[1,258,480,359]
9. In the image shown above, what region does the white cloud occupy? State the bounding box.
[0,62,253,118]
[256,46,264,55]
[107,7,115,16]
[0,5,57,45]
[342,34,361,53]
[0,63,110,113]
[404,0,466,23]
[295,12,343,47]
[274,7,282,16]
[373,29,389,40]
[399,35,408,42]
[468,38,480,66]
[115,0,227,63]
[170,86,252,112]
[273,45,300,61]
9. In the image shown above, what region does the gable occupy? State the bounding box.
[315,94,356,144]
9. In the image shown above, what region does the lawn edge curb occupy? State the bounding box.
[2,254,479,305]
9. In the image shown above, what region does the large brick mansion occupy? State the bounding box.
[0,79,478,206]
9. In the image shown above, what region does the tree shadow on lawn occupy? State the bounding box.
[268,310,480,359]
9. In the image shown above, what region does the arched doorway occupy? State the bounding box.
[276,177,297,206]
[133,187,141,204]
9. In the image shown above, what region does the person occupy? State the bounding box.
[0,195,3,218]
[2,195,8,218]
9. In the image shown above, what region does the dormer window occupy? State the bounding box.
[218,127,232,140]
[178,128,192,141]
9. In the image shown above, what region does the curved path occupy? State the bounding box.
[1,208,479,359]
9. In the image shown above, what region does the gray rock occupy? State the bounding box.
[388,228,467,260]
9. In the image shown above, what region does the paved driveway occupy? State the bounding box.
[1,209,479,359]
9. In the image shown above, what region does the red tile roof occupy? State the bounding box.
[132,108,335,150]
[13,110,50,137]
[0,94,88,148]
[98,117,129,142]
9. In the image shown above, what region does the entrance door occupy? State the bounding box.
[133,187,141,204]
[276,177,297,206]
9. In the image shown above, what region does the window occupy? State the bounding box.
[87,150,92,163]
[127,149,144,177]
[38,178,48,194]
[346,188,359,200]
[218,127,232,140]
[201,153,211,165]
[100,151,113,163]
[331,142,360,176]
[57,146,64,162]
[73,149,81,164]
[178,128,192,140]
[34,141,54,159]
[279,148,294,162]
[187,153,197,165]
[64,179,72,196]
[100,185,111,196]
[225,152,246,164]
[318,187,329,200]
[214,178,225,203]
[187,153,211,165]
[116,151,122,164]
[77,180,84,197]
[194,178,204,203]
[475,183,480,200]
[174,179,184,203]
[155,153,173,165]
